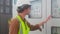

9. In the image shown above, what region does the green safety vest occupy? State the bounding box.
[16,15,30,34]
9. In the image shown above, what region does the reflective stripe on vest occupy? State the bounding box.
[16,15,30,34]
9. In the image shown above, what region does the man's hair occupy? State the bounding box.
[17,4,31,13]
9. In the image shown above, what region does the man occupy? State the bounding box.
[9,4,51,34]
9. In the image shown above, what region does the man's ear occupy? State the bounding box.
[23,9,27,12]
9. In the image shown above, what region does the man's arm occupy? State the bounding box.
[9,18,19,34]
[26,15,51,31]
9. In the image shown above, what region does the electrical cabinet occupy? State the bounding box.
[47,0,60,34]
[0,0,12,34]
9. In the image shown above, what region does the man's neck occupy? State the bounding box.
[18,13,26,20]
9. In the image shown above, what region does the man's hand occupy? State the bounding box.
[44,15,52,23]
[39,27,42,31]
[39,15,51,27]
[37,15,51,31]
[35,24,42,31]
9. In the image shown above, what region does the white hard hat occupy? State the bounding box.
[16,0,31,6]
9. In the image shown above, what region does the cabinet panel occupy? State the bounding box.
[0,0,4,5]
[0,6,4,13]
[5,7,10,14]
[51,0,60,18]
[5,0,11,6]
[29,0,42,18]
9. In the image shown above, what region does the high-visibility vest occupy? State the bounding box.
[16,15,30,34]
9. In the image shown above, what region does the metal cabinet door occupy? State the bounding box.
[0,0,12,34]
[47,0,60,34]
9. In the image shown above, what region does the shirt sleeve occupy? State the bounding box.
[25,19,40,31]
[9,18,19,34]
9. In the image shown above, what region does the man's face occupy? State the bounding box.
[25,8,31,15]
